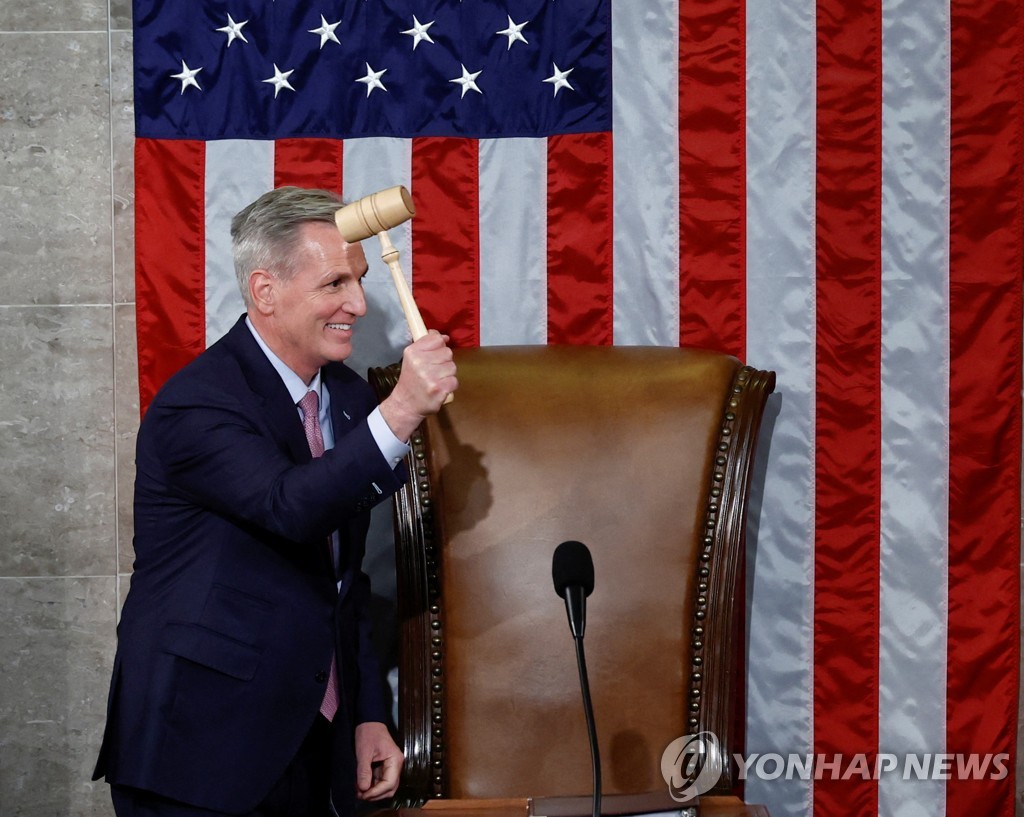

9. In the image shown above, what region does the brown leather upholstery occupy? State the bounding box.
[370,346,775,806]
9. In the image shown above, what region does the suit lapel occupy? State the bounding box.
[222,316,311,465]
[322,367,367,600]
[323,367,358,440]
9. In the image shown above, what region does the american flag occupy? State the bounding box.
[132,2,1022,816]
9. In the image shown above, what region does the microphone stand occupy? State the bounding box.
[566,587,601,817]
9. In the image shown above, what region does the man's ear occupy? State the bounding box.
[249,269,275,315]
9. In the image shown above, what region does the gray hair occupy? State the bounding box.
[231,186,344,307]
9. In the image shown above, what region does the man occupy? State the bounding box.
[93,186,457,816]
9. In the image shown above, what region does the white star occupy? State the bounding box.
[401,15,435,50]
[171,60,202,94]
[216,14,249,47]
[262,64,295,98]
[450,63,483,98]
[308,15,341,49]
[543,63,575,96]
[496,16,528,50]
[356,63,388,97]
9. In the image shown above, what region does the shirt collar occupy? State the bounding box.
[245,316,322,407]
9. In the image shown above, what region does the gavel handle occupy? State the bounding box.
[378,229,428,339]
[377,229,453,404]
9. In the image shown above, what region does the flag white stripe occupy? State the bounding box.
[479,137,548,346]
[743,0,817,813]
[341,138,415,612]
[878,0,950,814]
[205,140,274,346]
[611,0,680,347]
[344,137,414,379]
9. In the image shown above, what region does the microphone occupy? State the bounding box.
[552,541,601,817]
[552,540,594,638]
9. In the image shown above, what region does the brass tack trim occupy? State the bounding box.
[687,366,750,732]
[407,425,447,799]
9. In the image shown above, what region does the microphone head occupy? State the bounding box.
[552,540,595,599]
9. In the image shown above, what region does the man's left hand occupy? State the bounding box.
[355,721,404,801]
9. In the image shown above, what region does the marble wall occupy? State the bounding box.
[1,3,133,815]
[0,9,404,815]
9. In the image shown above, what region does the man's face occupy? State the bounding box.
[262,222,369,382]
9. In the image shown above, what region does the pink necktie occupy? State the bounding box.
[298,390,339,722]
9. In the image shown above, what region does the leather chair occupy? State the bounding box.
[370,346,775,816]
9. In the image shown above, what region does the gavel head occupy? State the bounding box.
[334,185,415,242]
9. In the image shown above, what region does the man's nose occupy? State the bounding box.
[346,284,368,316]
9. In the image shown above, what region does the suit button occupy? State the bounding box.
[315,671,328,683]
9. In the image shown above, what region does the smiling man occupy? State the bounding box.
[94,187,457,817]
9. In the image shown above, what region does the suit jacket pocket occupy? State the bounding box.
[200,583,274,644]
[161,621,262,681]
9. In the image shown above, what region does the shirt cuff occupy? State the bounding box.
[367,407,411,469]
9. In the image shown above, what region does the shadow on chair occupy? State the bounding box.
[370,346,776,817]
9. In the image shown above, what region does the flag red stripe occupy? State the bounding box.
[946,2,1023,815]
[410,137,480,348]
[677,3,748,774]
[274,139,343,193]
[813,3,882,815]
[135,138,207,416]
[546,132,613,345]
[678,0,746,356]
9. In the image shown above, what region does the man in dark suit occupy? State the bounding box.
[93,187,457,816]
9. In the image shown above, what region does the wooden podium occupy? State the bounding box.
[383,795,770,817]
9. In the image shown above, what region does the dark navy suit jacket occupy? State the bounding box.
[93,316,405,813]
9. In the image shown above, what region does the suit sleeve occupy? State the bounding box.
[140,387,404,544]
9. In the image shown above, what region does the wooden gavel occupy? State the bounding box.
[334,186,452,404]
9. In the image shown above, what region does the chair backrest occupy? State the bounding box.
[370,346,775,805]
